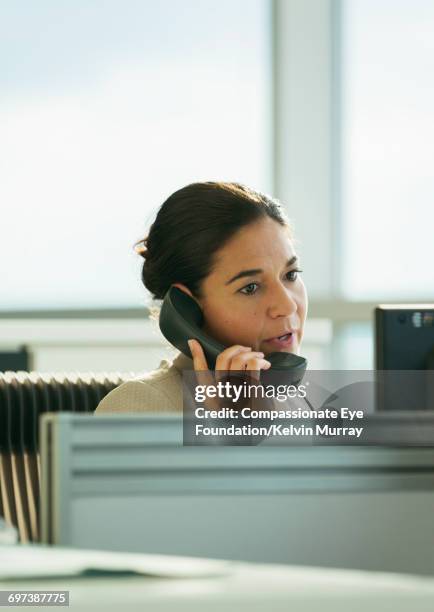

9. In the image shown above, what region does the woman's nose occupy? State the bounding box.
[268,285,298,318]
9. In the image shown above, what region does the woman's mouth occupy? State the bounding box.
[264,332,295,349]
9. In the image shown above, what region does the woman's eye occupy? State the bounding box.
[240,282,259,295]
[286,269,302,282]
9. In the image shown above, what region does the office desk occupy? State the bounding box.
[1,547,434,612]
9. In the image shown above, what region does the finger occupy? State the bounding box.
[230,352,271,372]
[188,339,215,391]
[188,338,209,370]
[215,345,252,385]
[226,354,270,391]
[215,345,252,372]
[245,357,271,382]
[187,340,219,411]
[248,363,263,383]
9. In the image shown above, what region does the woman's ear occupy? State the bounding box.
[172,282,194,298]
[172,283,205,310]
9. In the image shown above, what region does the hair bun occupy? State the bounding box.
[134,239,148,260]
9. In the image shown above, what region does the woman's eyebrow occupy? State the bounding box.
[225,256,298,285]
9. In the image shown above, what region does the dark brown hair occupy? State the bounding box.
[136,181,291,301]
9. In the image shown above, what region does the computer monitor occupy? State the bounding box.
[375,305,434,410]
[376,305,434,369]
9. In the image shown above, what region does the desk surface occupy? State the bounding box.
[1,546,434,612]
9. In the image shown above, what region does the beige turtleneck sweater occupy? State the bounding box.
[95,351,193,414]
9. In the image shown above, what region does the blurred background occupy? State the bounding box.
[1,0,433,372]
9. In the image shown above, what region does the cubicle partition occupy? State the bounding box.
[40,413,434,576]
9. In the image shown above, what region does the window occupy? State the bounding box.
[340,0,434,300]
[1,0,272,309]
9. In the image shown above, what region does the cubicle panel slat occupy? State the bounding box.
[68,443,434,471]
[4,375,31,543]
[23,452,39,541]
[0,453,18,529]
[10,453,31,543]
[16,374,39,541]
[69,471,434,496]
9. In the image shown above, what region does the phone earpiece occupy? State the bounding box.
[159,286,225,368]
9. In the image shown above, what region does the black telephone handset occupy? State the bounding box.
[159,287,307,384]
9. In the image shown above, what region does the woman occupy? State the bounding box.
[96,181,307,414]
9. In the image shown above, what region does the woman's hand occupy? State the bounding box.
[187,339,271,412]
[187,339,271,375]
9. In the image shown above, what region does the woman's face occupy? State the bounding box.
[179,217,308,356]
